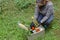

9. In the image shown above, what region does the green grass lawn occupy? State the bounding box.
[0,0,60,40]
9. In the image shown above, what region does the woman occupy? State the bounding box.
[34,0,54,28]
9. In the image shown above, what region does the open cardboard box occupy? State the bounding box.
[27,25,45,40]
[18,23,45,40]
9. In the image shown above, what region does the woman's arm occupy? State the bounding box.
[40,4,54,23]
[34,4,39,19]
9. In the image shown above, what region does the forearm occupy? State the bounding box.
[40,16,48,23]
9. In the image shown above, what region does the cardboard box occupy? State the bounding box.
[28,25,45,40]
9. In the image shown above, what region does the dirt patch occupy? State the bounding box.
[54,29,60,40]
[54,29,60,36]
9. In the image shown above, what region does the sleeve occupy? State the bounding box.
[40,5,54,23]
[34,4,39,19]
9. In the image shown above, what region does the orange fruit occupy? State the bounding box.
[35,28,40,32]
[32,27,35,30]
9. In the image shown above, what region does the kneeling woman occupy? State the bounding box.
[34,0,54,29]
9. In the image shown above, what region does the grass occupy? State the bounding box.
[0,0,60,40]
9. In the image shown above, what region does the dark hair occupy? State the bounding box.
[36,0,48,3]
[36,0,41,3]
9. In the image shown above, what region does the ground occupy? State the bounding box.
[0,0,60,40]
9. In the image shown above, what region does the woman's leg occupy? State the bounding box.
[44,15,53,29]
